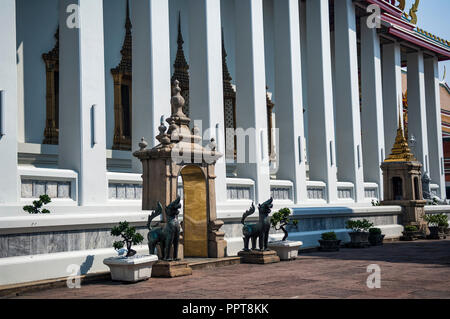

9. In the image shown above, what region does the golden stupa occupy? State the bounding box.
[384,113,416,163]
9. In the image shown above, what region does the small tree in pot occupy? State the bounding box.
[104,221,158,283]
[345,219,373,248]
[111,221,145,257]
[268,208,302,260]
[270,208,298,241]
[368,228,385,246]
[424,214,447,240]
[401,225,424,241]
[318,232,341,252]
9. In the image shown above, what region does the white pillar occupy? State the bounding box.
[306,0,337,203]
[382,42,403,150]
[407,51,429,171]
[360,16,385,200]
[131,0,172,172]
[0,0,19,204]
[273,0,307,204]
[425,57,445,198]
[333,0,364,202]
[188,0,227,203]
[59,0,107,205]
[234,0,271,203]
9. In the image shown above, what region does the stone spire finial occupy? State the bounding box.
[171,80,186,118]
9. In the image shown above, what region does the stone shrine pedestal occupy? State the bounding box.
[151,260,193,278]
[238,250,280,264]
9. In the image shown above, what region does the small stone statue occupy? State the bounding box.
[422,172,431,200]
[147,197,182,261]
[241,198,273,251]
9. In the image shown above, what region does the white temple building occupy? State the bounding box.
[1,0,450,286]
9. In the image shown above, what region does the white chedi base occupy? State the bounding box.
[103,255,158,282]
[268,240,303,261]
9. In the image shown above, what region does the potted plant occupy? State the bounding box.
[268,208,303,260]
[437,214,449,238]
[424,214,446,240]
[318,232,341,252]
[23,195,52,214]
[368,228,385,246]
[345,219,373,248]
[103,221,158,282]
[401,225,425,241]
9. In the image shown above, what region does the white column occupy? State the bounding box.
[382,42,403,150]
[273,0,307,203]
[407,51,429,171]
[425,57,445,198]
[234,0,271,203]
[333,0,364,202]
[59,0,107,205]
[131,0,172,172]
[188,0,227,203]
[306,0,337,203]
[0,0,19,204]
[361,16,385,200]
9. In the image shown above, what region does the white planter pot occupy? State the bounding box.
[103,255,158,282]
[268,240,303,261]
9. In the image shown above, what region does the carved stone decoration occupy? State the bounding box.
[222,30,237,161]
[111,0,132,151]
[381,112,427,231]
[42,27,59,145]
[171,12,190,117]
[422,172,431,200]
[133,80,226,259]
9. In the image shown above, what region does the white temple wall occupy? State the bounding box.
[16,0,58,145]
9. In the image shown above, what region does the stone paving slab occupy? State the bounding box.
[8,239,450,299]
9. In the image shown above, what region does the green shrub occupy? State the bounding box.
[369,228,382,235]
[23,195,52,214]
[111,221,144,257]
[345,219,374,232]
[424,214,448,227]
[404,225,418,232]
[321,232,337,241]
[270,208,298,241]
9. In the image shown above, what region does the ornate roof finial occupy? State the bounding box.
[112,0,132,74]
[222,28,234,98]
[171,12,189,90]
[139,137,148,151]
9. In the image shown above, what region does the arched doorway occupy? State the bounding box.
[180,165,208,257]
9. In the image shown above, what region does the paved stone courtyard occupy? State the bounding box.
[10,239,450,299]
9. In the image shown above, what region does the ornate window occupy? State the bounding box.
[171,13,190,117]
[222,32,237,160]
[111,1,132,150]
[42,28,59,145]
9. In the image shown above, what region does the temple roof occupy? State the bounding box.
[361,0,450,61]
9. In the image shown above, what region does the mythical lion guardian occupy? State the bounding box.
[147,196,182,261]
[241,198,274,251]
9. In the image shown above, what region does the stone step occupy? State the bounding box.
[185,257,241,270]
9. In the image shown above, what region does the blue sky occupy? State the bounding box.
[412,0,450,82]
